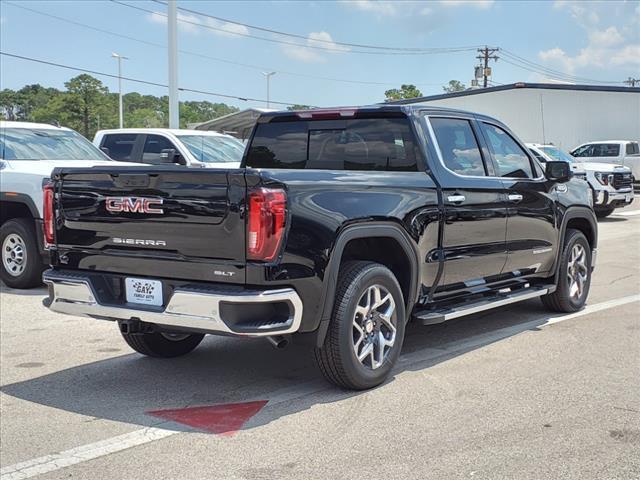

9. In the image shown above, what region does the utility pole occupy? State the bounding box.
[476,46,499,88]
[111,53,128,128]
[168,0,179,128]
[262,72,276,109]
[623,77,639,87]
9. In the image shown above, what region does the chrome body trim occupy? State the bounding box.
[43,270,303,337]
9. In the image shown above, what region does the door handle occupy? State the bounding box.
[447,195,466,203]
[508,193,523,202]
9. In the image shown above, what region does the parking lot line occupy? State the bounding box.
[2,293,638,480]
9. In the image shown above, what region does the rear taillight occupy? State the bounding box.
[43,182,55,246]
[247,188,286,262]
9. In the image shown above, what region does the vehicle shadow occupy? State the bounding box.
[0,283,47,297]
[1,300,553,434]
[598,216,627,223]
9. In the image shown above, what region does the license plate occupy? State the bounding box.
[125,278,163,306]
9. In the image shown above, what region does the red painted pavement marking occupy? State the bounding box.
[147,400,268,436]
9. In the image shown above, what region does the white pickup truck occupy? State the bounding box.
[93,128,245,168]
[570,141,640,182]
[527,143,634,218]
[0,121,137,288]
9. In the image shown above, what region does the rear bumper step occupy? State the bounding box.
[42,269,303,337]
[415,285,555,325]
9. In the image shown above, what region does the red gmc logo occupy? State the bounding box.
[105,197,164,214]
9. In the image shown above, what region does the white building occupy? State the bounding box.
[397,83,640,151]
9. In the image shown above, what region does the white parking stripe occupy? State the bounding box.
[2,294,639,480]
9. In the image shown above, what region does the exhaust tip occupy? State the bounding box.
[267,335,289,349]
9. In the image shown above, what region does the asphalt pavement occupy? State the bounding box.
[1,199,639,480]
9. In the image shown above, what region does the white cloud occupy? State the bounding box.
[589,26,623,47]
[611,45,640,66]
[282,31,350,63]
[147,11,249,38]
[348,0,398,16]
[553,1,599,26]
[439,0,494,9]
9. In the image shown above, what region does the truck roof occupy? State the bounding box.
[260,104,496,122]
[95,128,232,137]
[0,121,72,131]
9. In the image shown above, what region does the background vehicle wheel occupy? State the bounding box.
[1,218,44,289]
[595,207,615,219]
[542,229,592,313]
[314,261,406,390]
[120,330,205,358]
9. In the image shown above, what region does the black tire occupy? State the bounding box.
[314,261,406,390]
[542,229,592,313]
[595,207,615,219]
[0,218,45,289]
[121,330,205,358]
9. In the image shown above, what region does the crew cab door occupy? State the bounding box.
[478,121,557,276]
[426,115,507,296]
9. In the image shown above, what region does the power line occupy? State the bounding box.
[111,1,478,56]
[476,46,499,88]
[623,77,639,87]
[0,52,315,107]
[152,0,482,54]
[500,49,622,84]
[3,1,444,88]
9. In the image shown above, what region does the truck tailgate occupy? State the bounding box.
[53,167,247,283]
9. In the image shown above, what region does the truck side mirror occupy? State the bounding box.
[160,148,186,165]
[545,161,571,183]
[100,147,111,156]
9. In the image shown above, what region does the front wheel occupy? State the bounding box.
[314,261,406,390]
[120,330,205,358]
[542,229,592,313]
[595,207,615,219]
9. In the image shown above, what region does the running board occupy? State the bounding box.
[415,285,555,325]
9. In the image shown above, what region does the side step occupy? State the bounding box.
[415,285,555,325]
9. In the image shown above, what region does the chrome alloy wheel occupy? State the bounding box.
[567,243,588,301]
[352,284,397,370]
[2,233,26,277]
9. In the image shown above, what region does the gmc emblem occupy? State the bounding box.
[105,197,164,214]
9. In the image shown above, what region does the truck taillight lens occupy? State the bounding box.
[43,182,55,246]
[247,188,286,262]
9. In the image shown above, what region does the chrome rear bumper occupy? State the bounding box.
[43,270,303,337]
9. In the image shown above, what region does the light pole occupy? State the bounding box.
[262,71,276,109]
[111,53,128,128]
[168,0,179,128]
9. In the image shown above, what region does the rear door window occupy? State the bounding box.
[429,117,486,176]
[246,117,418,171]
[101,134,138,161]
[595,144,620,157]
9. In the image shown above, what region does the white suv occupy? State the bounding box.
[527,143,634,218]
[93,129,245,168]
[0,122,137,288]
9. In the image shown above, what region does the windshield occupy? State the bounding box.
[0,128,109,161]
[541,146,574,163]
[177,135,245,163]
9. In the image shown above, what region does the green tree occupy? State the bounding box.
[384,84,423,102]
[443,80,466,93]
[63,74,109,137]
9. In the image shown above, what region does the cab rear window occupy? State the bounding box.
[246,118,418,171]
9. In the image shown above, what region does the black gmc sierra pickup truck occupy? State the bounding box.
[43,105,597,390]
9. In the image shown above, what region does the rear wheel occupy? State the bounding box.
[314,261,406,390]
[595,207,615,218]
[1,218,44,289]
[121,330,204,358]
[542,229,591,313]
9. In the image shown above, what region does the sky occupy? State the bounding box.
[0,0,639,110]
